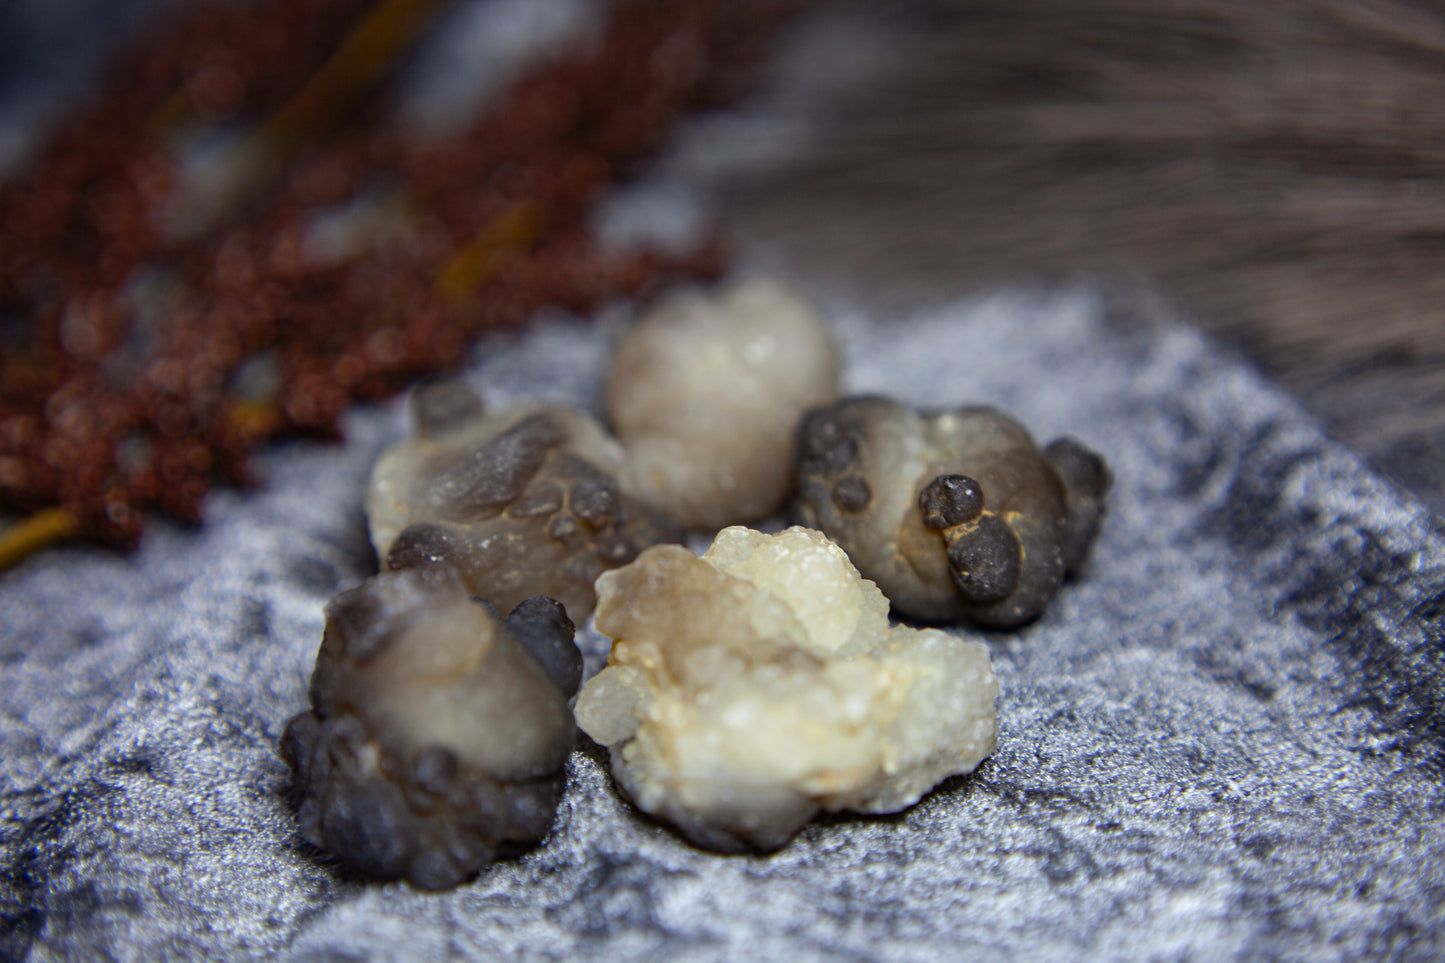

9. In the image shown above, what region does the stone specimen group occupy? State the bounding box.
[0,0,1110,889]
[282,279,1112,887]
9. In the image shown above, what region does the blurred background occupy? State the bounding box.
[2,0,1442,554]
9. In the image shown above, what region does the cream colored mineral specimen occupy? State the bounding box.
[366,381,683,623]
[575,525,998,853]
[606,279,840,530]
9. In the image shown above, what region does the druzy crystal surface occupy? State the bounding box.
[575,526,998,853]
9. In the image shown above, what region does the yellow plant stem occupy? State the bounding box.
[435,202,546,300]
[0,507,78,572]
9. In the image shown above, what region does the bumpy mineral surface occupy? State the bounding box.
[281,566,581,890]
[366,381,684,623]
[794,396,1112,626]
[607,279,840,529]
[574,525,998,853]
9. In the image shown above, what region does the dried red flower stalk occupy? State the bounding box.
[0,0,774,551]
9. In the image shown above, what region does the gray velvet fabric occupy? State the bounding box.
[2,287,1443,961]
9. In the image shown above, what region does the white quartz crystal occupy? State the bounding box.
[575,525,998,852]
[606,279,840,530]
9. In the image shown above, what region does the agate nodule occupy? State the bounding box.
[367,382,683,623]
[281,567,580,889]
[794,396,1111,626]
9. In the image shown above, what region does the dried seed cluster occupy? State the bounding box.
[0,0,768,544]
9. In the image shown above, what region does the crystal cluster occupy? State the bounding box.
[575,526,999,852]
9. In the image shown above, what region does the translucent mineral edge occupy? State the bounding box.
[576,525,999,853]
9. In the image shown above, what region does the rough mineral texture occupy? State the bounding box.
[575,525,998,853]
[366,384,683,623]
[607,279,840,529]
[281,566,579,890]
[795,396,1111,626]
[3,294,1445,962]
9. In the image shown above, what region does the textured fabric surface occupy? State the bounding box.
[2,287,1443,961]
